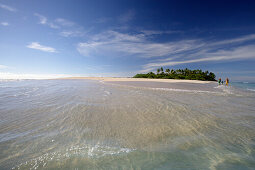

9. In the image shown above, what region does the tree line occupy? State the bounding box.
[133,67,216,81]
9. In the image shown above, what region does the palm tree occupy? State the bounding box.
[176,69,181,74]
[157,68,160,74]
[171,69,175,74]
[165,68,170,74]
[184,68,189,75]
[160,67,164,72]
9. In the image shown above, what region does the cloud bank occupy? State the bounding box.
[0,72,75,79]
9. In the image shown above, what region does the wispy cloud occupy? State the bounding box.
[0,65,9,69]
[55,18,74,26]
[119,9,135,23]
[48,23,59,29]
[0,3,16,12]
[27,42,57,53]
[34,13,47,24]
[77,30,203,58]
[140,30,181,36]
[143,45,255,68]
[34,13,78,29]
[77,30,255,72]
[60,30,84,37]
[141,35,255,72]
[34,13,87,37]
[1,22,9,26]
[209,34,255,46]
[34,13,59,29]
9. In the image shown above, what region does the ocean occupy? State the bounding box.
[0,79,254,170]
[231,82,255,92]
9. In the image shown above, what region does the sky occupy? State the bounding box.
[1,0,255,81]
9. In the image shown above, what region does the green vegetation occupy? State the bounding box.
[133,68,216,81]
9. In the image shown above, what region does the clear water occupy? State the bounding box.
[231,82,255,92]
[0,80,254,170]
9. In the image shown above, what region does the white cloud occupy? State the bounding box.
[34,13,87,37]
[33,12,90,39]
[56,19,87,37]
[34,13,47,24]
[0,65,9,69]
[76,30,255,73]
[27,42,57,53]
[142,43,255,72]
[34,13,60,29]
[60,30,84,37]
[209,34,255,46]
[1,22,9,26]
[0,72,76,79]
[77,30,203,58]
[144,45,255,67]
[55,18,74,26]
[0,3,16,12]
[48,22,60,29]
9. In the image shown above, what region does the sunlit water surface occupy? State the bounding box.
[0,80,254,170]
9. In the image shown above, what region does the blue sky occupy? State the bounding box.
[1,0,255,81]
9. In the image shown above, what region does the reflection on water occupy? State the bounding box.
[0,80,255,169]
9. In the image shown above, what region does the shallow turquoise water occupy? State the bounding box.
[231,82,255,92]
[0,80,254,170]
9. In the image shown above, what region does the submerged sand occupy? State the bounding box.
[2,79,254,170]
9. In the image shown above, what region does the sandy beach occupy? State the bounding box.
[60,77,218,92]
[61,77,213,84]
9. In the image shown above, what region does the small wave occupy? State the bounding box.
[150,87,221,94]
[214,85,234,94]
[12,144,134,170]
[104,90,111,95]
[105,81,222,94]
[247,88,255,92]
[0,79,22,82]
[0,85,12,88]
[243,82,249,84]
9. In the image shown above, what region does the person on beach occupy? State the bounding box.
[226,78,229,86]
[218,78,221,85]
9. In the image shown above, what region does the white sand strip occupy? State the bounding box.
[60,77,214,84]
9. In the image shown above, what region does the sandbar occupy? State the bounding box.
[61,77,213,84]
[60,77,219,92]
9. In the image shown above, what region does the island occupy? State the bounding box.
[133,68,216,81]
